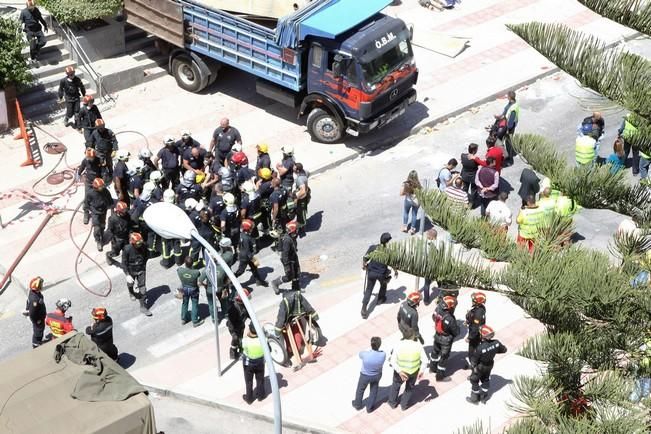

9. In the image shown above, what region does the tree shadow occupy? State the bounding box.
[118,352,136,369]
[304,211,323,234]
[146,285,171,309]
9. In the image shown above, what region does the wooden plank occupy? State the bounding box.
[124,0,184,47]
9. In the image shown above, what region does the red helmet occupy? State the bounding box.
[286,221,298,234]
[115,201,128,214]
[441,296,457,311]
[85,147,96,158]
[480,325,495,340]
[130,232,144,246]
[241,219,254,232]
[29,276,44,291]
[471,291,486,305]
[92,177,105,189]
[235,288,251,303]
[91,307,107,321]
[230,151,248,166]
[83,95,94,104]
[407,292,421,305]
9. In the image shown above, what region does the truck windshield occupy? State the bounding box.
[360,30,413,88]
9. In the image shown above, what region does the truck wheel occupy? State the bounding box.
[171,56,205,93]
[267,335,289,367]
[307,108,343,143]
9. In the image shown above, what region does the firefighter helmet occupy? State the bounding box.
[149,170,163,183]
[181,131,191,139]
[241,219,254,232]
[91,307,107,321]
[29,276,44,291]
[115,201,128,214]
[195,171,206,184]
[164,136,175,146]
[219,237,232,248]
[184,198,198,211]
[129,232,143,246]
[85,147,96,158]
[139,148,152,159]
[163,189,176,204]
[223,193,236,206]
[235,288,251,303]
[181,170,196,186]
[56,298,72,313]
[258,168,272,181]
[471,291,486,305]
[441,296,457,311]
[132,159,145,173]
[281,145,294,155]
[83,95,94,104]
[92,177,105,190]
[116,149,130,161]
[286,221,298,234]
[480,325,495,340]
[241,180,255,194]
[407,292,421,305]
[231,151,248,167]
[256,143,269,153]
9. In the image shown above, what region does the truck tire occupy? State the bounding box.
[307,108,344,144]
[171,56,206,93]
[267,335,289,367]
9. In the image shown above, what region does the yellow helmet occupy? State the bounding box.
[256,143,269,154]
[258,168,272,181]
[195,170,206,184]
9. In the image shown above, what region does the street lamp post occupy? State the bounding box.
[143,202,282,434]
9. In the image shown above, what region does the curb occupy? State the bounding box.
[143,383,345,434]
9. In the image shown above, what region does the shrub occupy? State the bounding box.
[38,0,122,25]
[0,17,31,88]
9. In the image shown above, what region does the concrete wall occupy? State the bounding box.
[70,17,126,63]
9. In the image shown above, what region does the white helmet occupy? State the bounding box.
[232,143,242,152]
[181,131,191,139]
[132,159,145,173]
[116,149,130,161]
[163,189,176,203]
[149,170,163,183]
[241,180,255,194]
[164,136,176,145]
[223,192,235,206]
[281,145,294,155]
[140,182,155,202]
[219,237,232,248]
[139,148,152,159]
[195,199,205,212]
[181,170,196,187]
[56,298,72,313]
[184,198,198,211]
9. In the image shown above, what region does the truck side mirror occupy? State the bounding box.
[409,25,414,41]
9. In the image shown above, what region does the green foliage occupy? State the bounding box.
[38,0,122,25]
[608,230,651,275]
[536,213,575,252]
[577,0,651,37]
[455,421,491,434]
[0,17,31,88]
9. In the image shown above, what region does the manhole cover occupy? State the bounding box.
[47,173,65,185]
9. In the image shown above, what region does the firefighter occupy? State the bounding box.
[45,298,74,338]
[430,295,460,381]
[241,321,266,404]
[397,292,423,343]
[139,149,157,182]
[256,168,274,234]
[200,237,235,323]
[89,119,118,183]
[464,291,487,369]
[154,136,181,190]
[387,328,428,411]
[148,170,164,202]
[255,143,271,171]
[113,149,131,205]
[227,287,250,360]
[128,159,145,201]
[220,192,241,249]
[240,181,262,236]
[77,148,102,225]
[190,210,219,268]
[234,219,268,287]
[122,232,152,316]
[269,177,288,235]
[273,288,318,333]
[361,233,396,319]
[271,221,301,293]
[160,189,183,268]
[85,177,113,252]
[106,201,132,265]
[276,145,295,189]
[23,276,46,348]
[58,65,85,128]
[466,325,507,404]
[78,95,102,146]
[85,307,118,360]
[293,163,310,233]
[177,170,202,203]
[131,184,157,255]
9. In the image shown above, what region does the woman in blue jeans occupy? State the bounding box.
[401,170,421,235]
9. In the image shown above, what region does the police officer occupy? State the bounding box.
[200,238,235,323]
[77,148,102,225]
[241,321,266,404]
[276,145,295,189]
[85,178,113,252]
[227,287,250,360]
[271,221,301,293]
[106,201,131,265]
[89,119,118,183]
[23,276,46,348]
[293,163,310,233]
[85,307,118,360]
[234,219,268,287]
[78,95,102,146]
[361,233,396,319]
[20,0,48,62]
[255,143,271,172]
[466,325,507,404]
[210,118,242,165]
[155,137,181,189]
[58,66,85,128]
[122,232,152,316]
[45,299,74,338]
[113,150,131,205]
[397,292,423,343]
[387,328,427,411]
[464,291,487,369]
[430,296,460,381]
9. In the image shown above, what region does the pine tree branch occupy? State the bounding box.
[577,0,651,37]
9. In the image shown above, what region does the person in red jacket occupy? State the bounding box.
[474,136,504,174]
[45,298,75,338]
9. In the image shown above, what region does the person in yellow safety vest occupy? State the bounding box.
[575,135,597,166]
[241,321,266,404]
[618,114,640,175]
[495,91,519,166]
[640,147,651,181]
[387,328,429,411]
[517,195,543,253]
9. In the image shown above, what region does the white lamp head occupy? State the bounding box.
[143,202,195,240]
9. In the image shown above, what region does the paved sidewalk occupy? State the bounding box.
[132,273,544,434]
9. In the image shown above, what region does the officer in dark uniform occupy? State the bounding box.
[256,168,274,234]
[240,181,262,235]
[466,325,507,404]
[226,287,250,359]
[220,193,241,251]
[85,307,118,360]
[122,233,152,316]
[271,221,301,293]
[85,178,113,252]
[464,292,487,369]
[208,183,225,226]
[176,171,202,203]
[183,147,207,173]
[210,118,242,165]
[234,219,268,286]
[273,288,318,332]
[276,145,295,189]
[112,150,131,205]
[241,321,266,404]
[155,137,181,189]
[269,178,288,235]
[23,276,46,348]
[89,119,118,183]
[77,148,102,225]
[176,131,201,155]
[106,201,132,265]
[20,1,48,61]
[430,296,460,381]
[293,163,311,232]
[397,292,423,343]
[78,95,102,146]
[189,210,219,268]
[58,66,85,128]
[255,144,271,172]
[361,232,396,319]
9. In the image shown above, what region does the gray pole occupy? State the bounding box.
[415,179,428,291]
[191,229,282,434]
[212,280,222,377]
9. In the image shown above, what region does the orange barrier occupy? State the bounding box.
[14,99,35,167]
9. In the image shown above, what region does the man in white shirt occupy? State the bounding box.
[486,191,512,231]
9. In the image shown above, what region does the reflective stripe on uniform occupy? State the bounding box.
[519,207,544,239]
[575,135,596,165]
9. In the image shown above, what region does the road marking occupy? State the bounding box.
[0,310,16,321]
[317,273,361,288]
[121,298,178,336]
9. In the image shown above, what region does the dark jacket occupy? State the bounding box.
[470,339,507,368]
[85,188,113,214]
[227,301,248,331]
[274,291,316,330]
[460,153,479,184]
[238,231,257,262]
[363,244,389,276]
[465,305,486,341]
[122,244,148,274]
[89,128,118,157]
[397,302,420,337]
[20,7,46,32]
[77,157,102,184]
[85,316,118,360]
[78,104,102,129]
[107,213,131,240]
[58,76,85,101]
[26,290,46,323]
[279,234,299,274]
[517,168,540,202]
[433,310,459,338]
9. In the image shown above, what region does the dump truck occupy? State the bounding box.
[124,0,418,143]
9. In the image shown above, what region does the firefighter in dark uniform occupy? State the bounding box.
[464,291,487,369]
[155,137,181,189]
[78,95,102,146]
[271,221,301,293]
[176,131,201,155]
[190,210,219,268]
[140,150,157,183]
[210,118,242,166]
[77,147,102,225]
[112,149,131,206]
[220,193,241,250]
[122,232,152,316]
[106,201,132,265]
[430,296,460,381]
[234,219,268,287]
[45,299,74,338]
[240,181,262,237]
[293,163,311,232]
[160,189,184,268]
[176,170,202,204]
[131,188,157,256]
[361,232,396,319]
[85,307,119,361]
[23,276,46,348]
[276,145,295,189]
[89,119,118,183]
[58,65,85,128]
[85,177,113,252]
[227,287,250,359]
[256,168,274,234]
[466,325,507,404]
[20,1,48,61]
[397,292,423,343]
[255,143,271,172]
